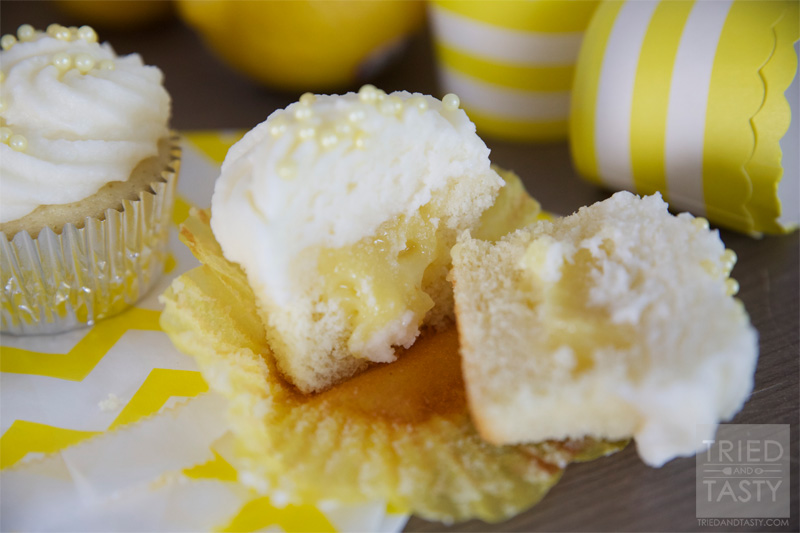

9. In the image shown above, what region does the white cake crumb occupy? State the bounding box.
[98,393,124,412]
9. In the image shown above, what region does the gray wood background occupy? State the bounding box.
[2,3,796,531]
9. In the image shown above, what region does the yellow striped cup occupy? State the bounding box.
[571,0,799,235]
[429,0,599,142]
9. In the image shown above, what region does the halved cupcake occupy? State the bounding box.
[450,191,758,467]
[209,87,507,393]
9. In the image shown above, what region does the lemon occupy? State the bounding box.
[54,0,174,29]
[176,0,425,91]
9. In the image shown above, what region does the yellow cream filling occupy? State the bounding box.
[473,167,542,241]
[317,204,443,353]
[316,168,541,356]
[520,240,635,378]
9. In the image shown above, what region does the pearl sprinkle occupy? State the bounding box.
[721,249,737,273]
[409,96,428,112]
[380,96,403,116]
[725,278,739,296]
[442,93,460,111]
[41,24,100,43]
[319,128,339,149]
[347,108,365,123]
[295,92,316,120]
[358,84,378,103]
[52,52,73,72]
[298,126,316,140]
[299,92,316,106]
[294,106,313,120]
[2,25,106,75]
[52,53,107,75]
[17,24,35,42]
[54,26,72,41]
[74,54,96,74]
[269,115,288,137]
[267,86,435,161]
[1,35,17,50]
[9,134,27,152]
[77,25,98,43]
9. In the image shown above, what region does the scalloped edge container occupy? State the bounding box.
[0,133,181,335]
[570,0,799,235]
[429,0,599,142]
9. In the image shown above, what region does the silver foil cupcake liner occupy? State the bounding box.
[0,136,181,335]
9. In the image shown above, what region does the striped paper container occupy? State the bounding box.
[571,0,799,235]
[429,0,599,142]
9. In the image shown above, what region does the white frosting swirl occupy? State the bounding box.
[0,29,170,223]
[211,89,499,306]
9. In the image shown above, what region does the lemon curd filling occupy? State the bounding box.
[315,168,542,359]
[519,239,636,379]
[317,203,447,356]
[474,167,542,242]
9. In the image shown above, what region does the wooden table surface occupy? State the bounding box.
[3,3,797,532]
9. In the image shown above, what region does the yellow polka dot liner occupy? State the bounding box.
[429,0,599,142]
[0,134,181,335]
[159,207,625,524]
[571,0,799,235]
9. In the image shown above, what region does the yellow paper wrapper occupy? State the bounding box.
[0,134,181,335]
[570,0,799,235]
[159,196,624,523]
[430,0,599,142]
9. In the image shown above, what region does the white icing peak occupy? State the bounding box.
[211,87,495,307]
[0,24,171,224]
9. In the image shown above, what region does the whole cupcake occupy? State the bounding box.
[0,23,180,335]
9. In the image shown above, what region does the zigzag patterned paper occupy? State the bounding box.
[0,131,237,470]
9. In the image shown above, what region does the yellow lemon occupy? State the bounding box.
[176,0,426,91]
[54,0,174,29]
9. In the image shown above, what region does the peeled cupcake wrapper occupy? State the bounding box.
[0,133,181,335]
[570,0,799,235]
[159,207,625,524]
[429,0,599,142]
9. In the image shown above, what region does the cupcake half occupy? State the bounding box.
[0,24,179,335]
[209,87,506,393]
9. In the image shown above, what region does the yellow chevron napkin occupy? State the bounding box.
[570,0,799,235]
[0,131,408,533]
